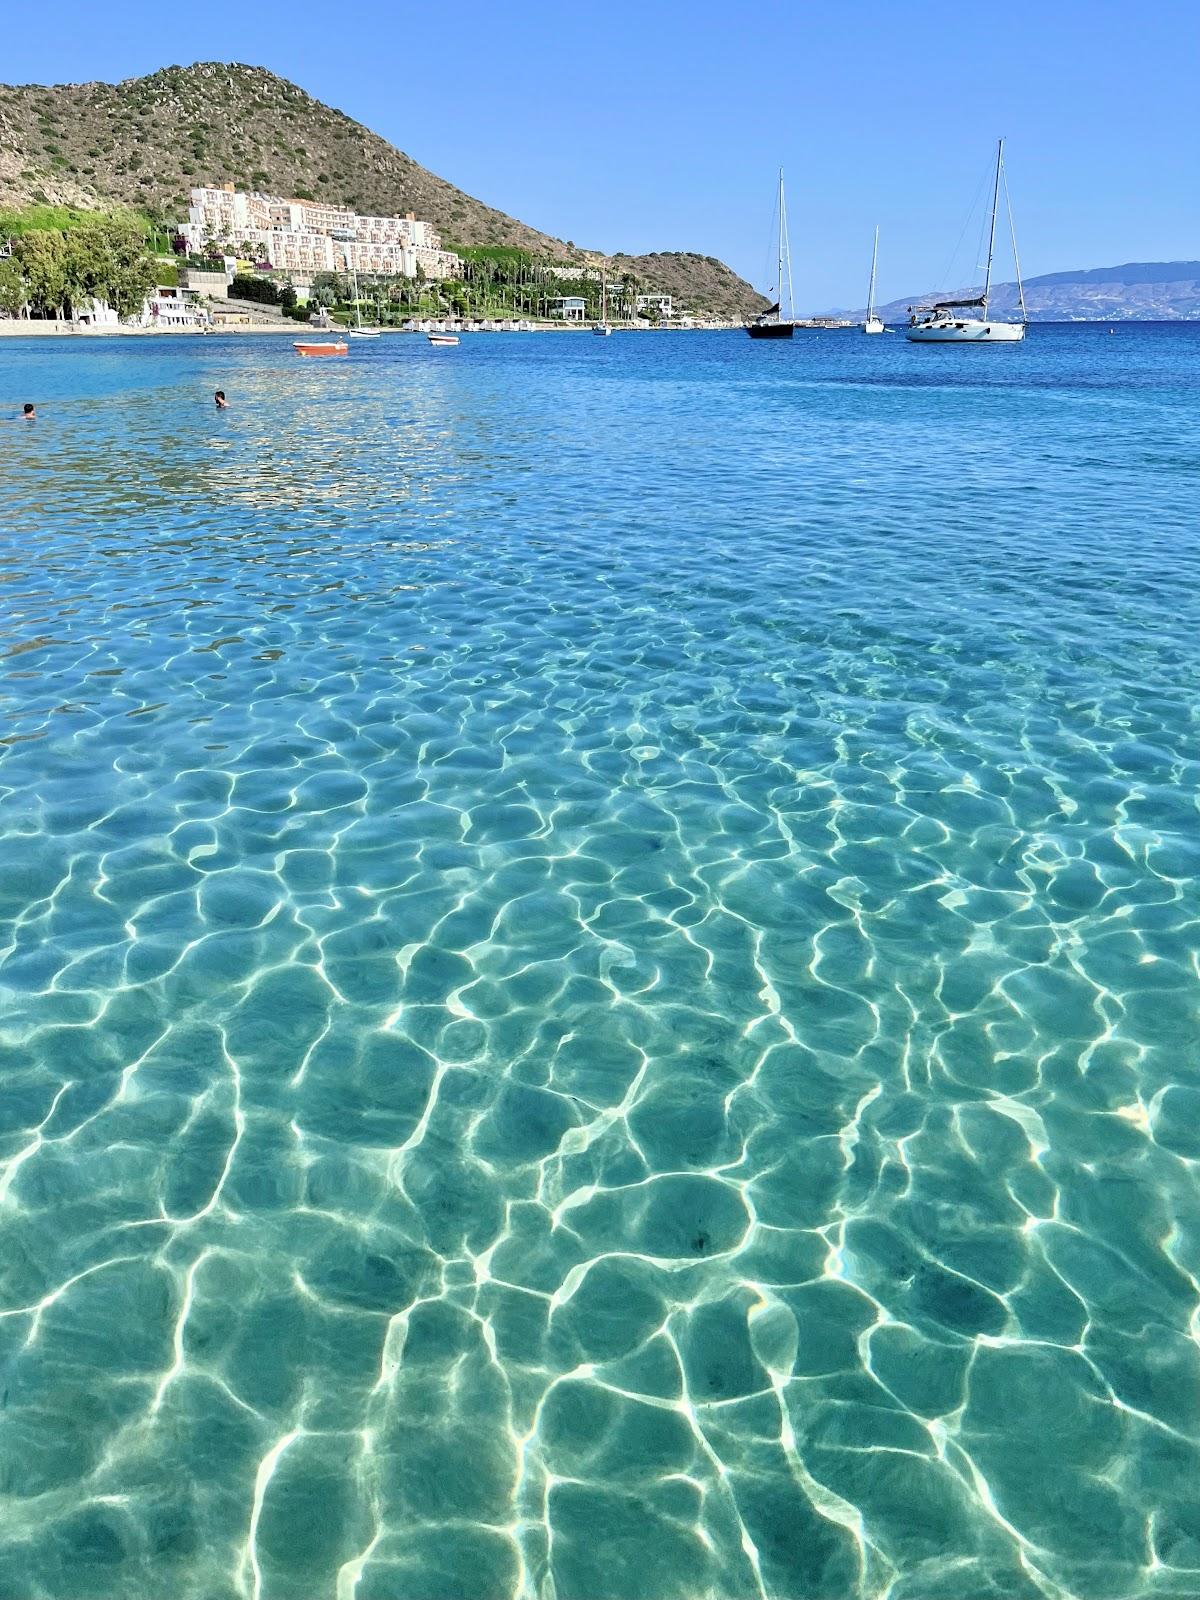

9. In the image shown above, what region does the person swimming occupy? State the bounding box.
[22,403,35,419]
[214,390,228,409]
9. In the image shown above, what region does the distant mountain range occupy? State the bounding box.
[0,62,768,320]
[837,261,1200,322]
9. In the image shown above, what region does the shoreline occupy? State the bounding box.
[0,320,298,337]
[0,318,744,339]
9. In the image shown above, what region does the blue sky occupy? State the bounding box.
[7,0,1198,308]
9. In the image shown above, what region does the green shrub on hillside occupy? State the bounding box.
[0,203,99,236]
[229,272,282,305]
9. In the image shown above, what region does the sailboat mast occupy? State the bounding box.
[867,225,879,318]
[982,137,1003,312]
[780,169,790,318]
[775,170,795,322]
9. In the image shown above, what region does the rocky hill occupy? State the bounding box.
[0,62,767,318]
[608,252,769,322]
[851,261,1200,322]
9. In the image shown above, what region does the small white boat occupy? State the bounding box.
[428,334,459,347]
[593,273,613,335]
[293,340,348,356]
[863,226,885,334]
[907,139,1027,344]
[345,262,381,338]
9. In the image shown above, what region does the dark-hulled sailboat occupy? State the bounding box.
[747,170,796,339]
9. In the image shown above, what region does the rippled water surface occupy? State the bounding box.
[2,325,1200,1600]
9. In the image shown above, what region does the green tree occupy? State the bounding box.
[14,231,68,318]
[8,215,158,320]
[0,258,26,317]
[72,217,157,317]
[310,272,348,309]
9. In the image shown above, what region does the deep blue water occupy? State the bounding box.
[2,324,1199,1600]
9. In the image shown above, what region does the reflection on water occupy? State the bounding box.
[2,327,1200,1599]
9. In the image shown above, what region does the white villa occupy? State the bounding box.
[180,185,461,281]
[550,296,587,321]
[141,287,209,329]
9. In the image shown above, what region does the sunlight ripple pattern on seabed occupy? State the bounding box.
[1,327,1200,1600]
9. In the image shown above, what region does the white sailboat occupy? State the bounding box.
[593,272,612,335]
[906,139,1027,344]
[346,258,380,338]
[863,226,885,333]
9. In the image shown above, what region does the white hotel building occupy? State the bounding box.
[181,185,461,280]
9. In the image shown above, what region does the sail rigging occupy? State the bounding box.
[1003,162,1028,323]
[779,171,795,323]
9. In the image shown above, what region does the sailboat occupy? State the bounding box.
[747,170,796,339]
[907,139,1027,343]
[863,226,885,334]
[593,272,612,335]
[346,258,380,338]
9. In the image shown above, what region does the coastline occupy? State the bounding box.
[0,320,298,337]
[0,318,743,338]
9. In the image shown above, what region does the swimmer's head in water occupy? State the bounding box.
[22,403,35,417]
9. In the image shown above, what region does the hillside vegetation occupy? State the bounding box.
[609,252,768,322]
[0,62,767,318]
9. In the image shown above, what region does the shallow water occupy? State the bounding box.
[1,324,1199,1600]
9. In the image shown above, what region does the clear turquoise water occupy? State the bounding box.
[2,325,1199,1600]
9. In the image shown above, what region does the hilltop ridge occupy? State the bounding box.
[838,261,1200,322]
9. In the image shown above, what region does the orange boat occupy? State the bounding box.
[293,340,348,356]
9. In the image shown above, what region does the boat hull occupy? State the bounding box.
[863,317,885,335]
[427,335,459,346]
[293,341,348,356]
[746,321,795,339]
[906,320,1025,343]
